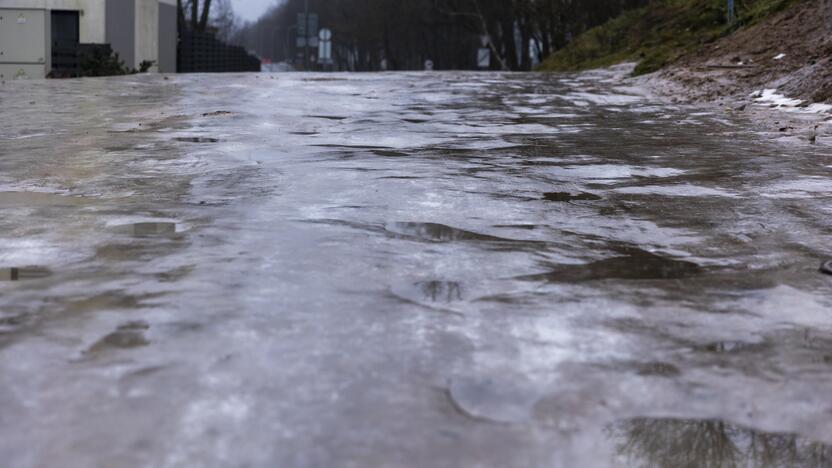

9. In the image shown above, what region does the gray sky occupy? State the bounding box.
[232,0,280,23]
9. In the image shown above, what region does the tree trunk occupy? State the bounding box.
[190,0,198,29]
[199,0,212,31]
[177,0,186,30]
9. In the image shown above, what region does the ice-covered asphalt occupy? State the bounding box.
[2,70,832,467]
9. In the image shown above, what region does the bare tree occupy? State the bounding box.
[230,0,649,71]
[179,0,216,32]
[211,0,238,41]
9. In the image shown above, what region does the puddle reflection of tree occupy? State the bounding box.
[418,281,463,303]
[612,418,832,468]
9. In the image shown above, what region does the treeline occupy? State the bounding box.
[231,0,649,71]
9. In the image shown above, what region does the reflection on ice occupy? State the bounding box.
[417,281,464,303]
[612,418,832,468]
[391,280,465,309]
[129,222,178,237]
[386,222,510,243]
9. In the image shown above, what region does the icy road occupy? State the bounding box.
[2,71,832,467]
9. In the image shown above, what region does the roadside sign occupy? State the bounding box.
[318,29,333,65]
[477,48,490,69]
[297,37,319,48]
[297,13,319,36]
[318,41,332,63]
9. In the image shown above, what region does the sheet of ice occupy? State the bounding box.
[544,164,685,181]
[2,70,832,468]
[614,184,736,197]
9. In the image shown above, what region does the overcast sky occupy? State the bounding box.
[232,0,280,23]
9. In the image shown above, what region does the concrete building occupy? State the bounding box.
[0,0,176,79]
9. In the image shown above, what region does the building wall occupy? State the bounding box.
[0,8,49,79]
[0,0,106,42]
[157,0,175,73]
[134,0,156,70]
[1,0,176,74]
[105,0,133,68]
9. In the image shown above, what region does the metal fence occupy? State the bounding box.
[178,30,261,73]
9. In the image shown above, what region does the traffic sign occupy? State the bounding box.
[477,48,491,69]
[297,13,319,36]
[296,37,319,48]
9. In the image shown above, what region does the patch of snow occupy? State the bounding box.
[751,89,831,114]
[805,103,832,113]
[773,53,786,60]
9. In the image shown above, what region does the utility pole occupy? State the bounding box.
[304,0,310,70]
[287,25,297,65]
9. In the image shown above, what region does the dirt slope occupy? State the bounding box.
[660,0,832,103]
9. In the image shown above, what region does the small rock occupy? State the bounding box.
[821,260,832,275]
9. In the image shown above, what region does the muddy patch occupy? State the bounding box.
[0,267,52,281]
[308,115,347,121]
[385,222,512,243]
[201,111,234,117]
[174,137,220,143]
[635,361,681,377]
[542,191,602,202]
[112,222,179,237]
[0,191,90,208]
[519,248,702,282]
[85,321,150,355]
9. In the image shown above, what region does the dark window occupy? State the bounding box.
[50,11,79,76]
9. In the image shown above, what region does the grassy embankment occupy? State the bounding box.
[538,0,803,75]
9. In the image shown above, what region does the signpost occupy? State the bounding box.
[318,28,332,67]
[478,35,491,69]
[477,48,490,69]
[297,1,319,69]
